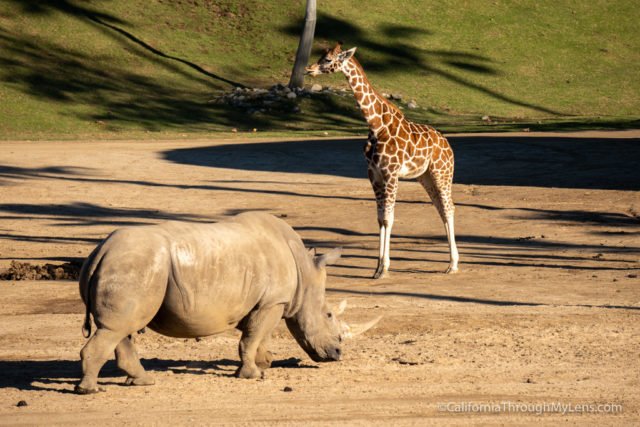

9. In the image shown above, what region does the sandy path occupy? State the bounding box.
[0,132,638,425]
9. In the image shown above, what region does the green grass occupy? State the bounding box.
[0,0,638,139]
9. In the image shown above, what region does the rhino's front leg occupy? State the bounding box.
[236,304,284,379]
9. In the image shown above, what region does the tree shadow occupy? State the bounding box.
[162,135,640,190]
[326,288,640,311]
[281,12,561,115]
[0,202,211,227]
[0,357,308,393]
[3,0,242,88]
[0,2,366,133]
[320,229,639,276]
[460,202,639,228]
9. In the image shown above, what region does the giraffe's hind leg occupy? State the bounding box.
[418,168,459,274]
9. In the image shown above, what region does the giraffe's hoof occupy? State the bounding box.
[445,267,459,274]
[372,269,387,279]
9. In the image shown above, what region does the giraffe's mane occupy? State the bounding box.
[349,57,405,118]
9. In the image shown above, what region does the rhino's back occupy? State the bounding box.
[148,214,299,337]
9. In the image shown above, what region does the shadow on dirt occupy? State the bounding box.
[326,288,640,311]
[0,357,307,393]
[162,135,640,190]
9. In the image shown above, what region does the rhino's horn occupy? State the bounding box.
[336,299,347,315]
[343,315,382,339]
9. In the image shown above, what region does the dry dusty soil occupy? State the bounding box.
[0,131,638,425]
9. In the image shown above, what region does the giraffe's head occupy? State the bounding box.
[305,43,357,76]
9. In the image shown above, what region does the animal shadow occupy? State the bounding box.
[0,357,309,393]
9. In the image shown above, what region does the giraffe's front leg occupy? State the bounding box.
[371,174,398,280]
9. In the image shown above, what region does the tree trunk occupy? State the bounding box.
[288,0,317,89]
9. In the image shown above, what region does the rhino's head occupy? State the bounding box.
[285,244,380,363]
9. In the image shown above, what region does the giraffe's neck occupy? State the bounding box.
[342,58,403,132]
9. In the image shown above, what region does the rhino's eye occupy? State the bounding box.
[327,312,332,318]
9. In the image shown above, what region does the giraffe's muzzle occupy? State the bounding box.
[305,65,320,76]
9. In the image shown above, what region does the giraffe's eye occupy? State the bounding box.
[322,58,331,64]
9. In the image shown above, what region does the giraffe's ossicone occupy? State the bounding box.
[306,43,459,278]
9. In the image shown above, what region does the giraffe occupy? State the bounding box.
[306,43,459,279]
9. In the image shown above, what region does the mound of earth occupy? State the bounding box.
[0,261,82,281]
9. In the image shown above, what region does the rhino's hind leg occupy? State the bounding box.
[236,304,284,379]
[255,343,273,370]
[75,329,124,394]
[116,336,155,386]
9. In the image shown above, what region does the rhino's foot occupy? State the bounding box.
[124,375,155,386]
[255,351,273,370]
[235,364,264,380]
[74,384,106,395]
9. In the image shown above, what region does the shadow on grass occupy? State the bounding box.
[5,0,616,134]
[282,12,562,116]
[0,2,365,132]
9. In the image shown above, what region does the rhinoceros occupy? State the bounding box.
[76,212,379,394]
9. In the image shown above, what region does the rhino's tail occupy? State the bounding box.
[80,241,108,339]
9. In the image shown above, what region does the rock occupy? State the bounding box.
[407,101,418,109]
[270,83,286,92]
[286,92,297,99]
[382,92,390,98]
[283,386,293,392]
[17,400,28,407]
[310,84,322,92]
[481,115,491,122]
[283,86,291,93]
[391,93,403,100]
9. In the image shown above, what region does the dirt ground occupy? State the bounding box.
[0,131,638,425]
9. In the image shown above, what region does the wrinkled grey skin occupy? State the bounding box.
[76,212,345,394]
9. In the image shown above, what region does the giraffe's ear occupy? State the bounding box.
[339,47,357,62]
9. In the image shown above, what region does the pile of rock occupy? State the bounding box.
[210,84,419,115]
[210,84,349,115]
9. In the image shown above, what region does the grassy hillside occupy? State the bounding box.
[0,0,638,139]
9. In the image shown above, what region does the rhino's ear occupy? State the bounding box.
[307,247,317,257]
[315,247,342,268]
